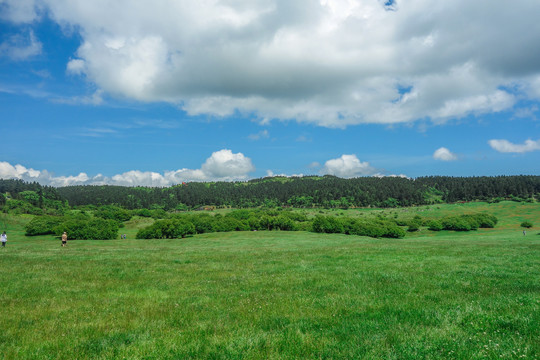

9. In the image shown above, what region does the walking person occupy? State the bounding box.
[61,232,67,247]
[1,231,6,247]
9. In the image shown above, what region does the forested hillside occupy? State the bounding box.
[1,176,538,211]
[0,179,65,214]
[53,175,539,209]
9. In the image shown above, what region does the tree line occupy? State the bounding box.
[1,175,539,211]
[56,175,539,209]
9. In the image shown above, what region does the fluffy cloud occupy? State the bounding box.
[200,149,255,178]
[321,154,377,178]
[488,139,540,154]
[0,161,41,179]
[66,59,86,75]
[3,0,540,126]
[433,147,458,161]
[0,149,255,187]
[0,0,41,23]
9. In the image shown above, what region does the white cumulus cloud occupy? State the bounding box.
[66,58,86,75]
[321,154,377,178]
[2,0,540,126]
[433,147,458,161]
[488,139,540,154]
[0,149,255,187]
[201,149,255,179]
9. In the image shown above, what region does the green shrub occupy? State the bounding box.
[136,219,195,239]
[521,221,533,228]
[25,216,64,236]
[226,210,252,221]
[270,215,296,231]
[312,216,405,239]
[441,216,475,231]
[5,199,42,215]
[54,218,119,240]
[348,220,385,238]
[382,222,406,239]
[475,213,498,228]
[136,225,162,239]
[427,220,443,231]
[151,209,168,219]
[95,205,132,222]
[312,216,344,234]
[188,214,216,234]
[341,217,357,235]
[295,221,312,231]
[247,216,263,231]
[394,219,408,226]
[213,217,249,232]
[439,213,498,231]
[281,211,309,222]
[407,216,422,232]
[134,208,152,217]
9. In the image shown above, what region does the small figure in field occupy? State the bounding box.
[61,232,68,247]
[1,231,6,247]
[523,230,526,236]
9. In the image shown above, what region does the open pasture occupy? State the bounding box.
[0,202,539,359]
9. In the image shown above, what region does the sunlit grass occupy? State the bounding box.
[0,202,538,359]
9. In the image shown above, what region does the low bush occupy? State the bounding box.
[427,220,443,231]
[475,213,498,228]
[312,215,344,234]
[133,208,152,217]
[213,217,250,232]
[25,216,64,236]
[312,216,406,239]
[521,221,533,228]
[95,205,132,222]
[438,213,498,232]
[54,218,119,240]
[136,219,195,239]
[441,216,476,231]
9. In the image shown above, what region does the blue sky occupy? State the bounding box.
[1,0,539,186]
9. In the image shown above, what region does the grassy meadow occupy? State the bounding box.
[0,202,539,359]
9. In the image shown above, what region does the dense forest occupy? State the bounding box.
[56,175,540,209]
[1,175,539,211]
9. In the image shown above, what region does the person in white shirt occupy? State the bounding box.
[1,231,6,247]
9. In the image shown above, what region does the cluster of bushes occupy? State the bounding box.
[428,213,498,231]
[94,205,132,222]
[4,199,46,216]
[71,205,168,220]
[0,189,68,216]
[24,206,500,241]
[136,218,196,239]
[136,211,407,240]
[520,221,533,228]
[24,216,64,236]
[25,213,119,240]
[54,218,119,240]
[136,209,309,239]
[133,210,499,240]
[312,215,406,238]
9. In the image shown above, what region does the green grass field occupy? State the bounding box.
[0,202,539,359]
